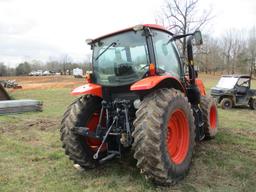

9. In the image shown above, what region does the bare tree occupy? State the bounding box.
[158,0,212,56]
[84,53,93,71]
[248,27,256,77]
[194,35,224,74]
[0,62,7,76]
[30,59,43,71]
[222,30,245,74]
[222,31,233,74]
[60,54,73,75]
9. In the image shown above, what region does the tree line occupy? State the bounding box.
[195,28,256,76]
[0,55,92,76]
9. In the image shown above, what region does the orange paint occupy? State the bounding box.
[85,111,107,152]
[85,73,92,83]
[149,63,156,76]
[195,79,206,96]
[71,83,102,97]
[130,75,185,92]
[167,109,189,164]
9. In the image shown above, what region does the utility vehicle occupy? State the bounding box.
[60,24,218,185]
[211,75,256,110]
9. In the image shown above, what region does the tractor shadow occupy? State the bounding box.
[77,151,154,187]
[217,105,253,111]
[233,106,252,110]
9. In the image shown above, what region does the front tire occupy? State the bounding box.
[220,98,233,109]
[132,88,195,185]
[60,95,105,168]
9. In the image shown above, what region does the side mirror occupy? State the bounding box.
[85,39,93,45]
[193,31,203,45]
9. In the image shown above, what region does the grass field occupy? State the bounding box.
[0,75,256,192]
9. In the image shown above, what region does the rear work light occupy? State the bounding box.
[149,63,156,76]
[85,71,93,83]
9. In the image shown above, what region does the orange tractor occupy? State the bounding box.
[60,24,218,185]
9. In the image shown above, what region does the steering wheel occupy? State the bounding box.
[115,62,135,76]
[134,63,149,71]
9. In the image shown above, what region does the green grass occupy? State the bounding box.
[1,75,256,192]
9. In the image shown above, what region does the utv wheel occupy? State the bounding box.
[132,88,195,185]
[249,99,256,110]
[201,96,218,139]
[220,98,233,109]
[60,95,106,168]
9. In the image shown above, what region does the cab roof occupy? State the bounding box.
[92,24,173,42]
[222,74,251,79]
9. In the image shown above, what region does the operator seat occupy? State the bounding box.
[236,86,248,95]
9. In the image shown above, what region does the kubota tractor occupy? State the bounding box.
[60,24,218,185]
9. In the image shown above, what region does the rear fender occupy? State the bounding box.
[130,76,185,93]
[71,83,102,97]
[195,79,206,96]
[219,95,235,104]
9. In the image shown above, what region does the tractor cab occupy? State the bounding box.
[75,24,203,103]
[87,25,182,88]
[211,75,256,109]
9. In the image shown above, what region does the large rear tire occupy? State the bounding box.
[132,88,195,185]
[60,95,105,168]
[201,96,218,139]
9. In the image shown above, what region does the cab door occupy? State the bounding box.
[151,30,182,79]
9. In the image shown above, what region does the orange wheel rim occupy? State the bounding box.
[209,105,217,129]
[86,112,106,151]
[167,109,189,165]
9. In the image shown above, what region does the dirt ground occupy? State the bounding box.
[0,75,85,91]
[1,73,256,192]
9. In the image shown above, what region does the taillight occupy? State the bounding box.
[149,63,156,76]
[85,71,92,83]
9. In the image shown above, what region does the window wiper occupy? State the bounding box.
[95,42,117,61]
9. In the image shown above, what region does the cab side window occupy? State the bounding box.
[153,30,181,78]
[237,78,249,87]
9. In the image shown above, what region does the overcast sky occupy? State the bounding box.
[0,0,256,67]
